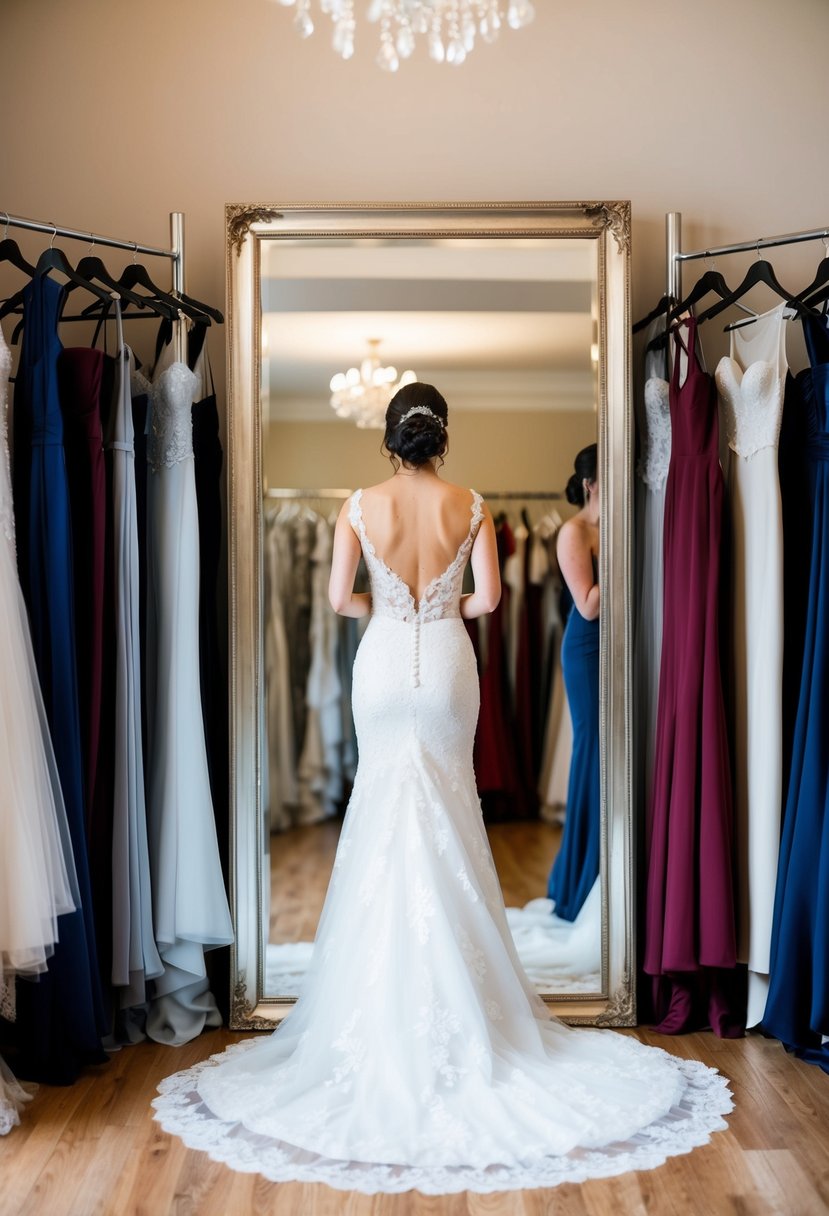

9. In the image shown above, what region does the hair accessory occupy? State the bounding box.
[399,405,441,426]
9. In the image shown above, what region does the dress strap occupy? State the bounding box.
[348,488,364,534]
[469,489,484,537]
[671,317,702,387]
[802,312,829,369]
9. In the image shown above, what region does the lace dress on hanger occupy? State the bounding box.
[634,314,671,825]
[154,485,732,1194]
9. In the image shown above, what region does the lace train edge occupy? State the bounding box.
[151,1039,734,1195]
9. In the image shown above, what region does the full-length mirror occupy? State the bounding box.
[227,203,634,1027]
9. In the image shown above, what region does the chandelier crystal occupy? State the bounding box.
[272,0,536,70]
[329,339,417,428]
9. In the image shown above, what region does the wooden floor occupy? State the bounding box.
[3,1027,828,1216]
[270,819,561,941]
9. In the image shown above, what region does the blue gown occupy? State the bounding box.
[762,313,829,1072]
[12,272,108,1082]
[547,591,600,923]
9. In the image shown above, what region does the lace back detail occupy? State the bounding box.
[351,489,484,623]
[637,377,672,489]
[147,363,198,472]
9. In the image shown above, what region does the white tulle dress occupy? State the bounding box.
[153,487,733,1194]
[0,326,78,1132]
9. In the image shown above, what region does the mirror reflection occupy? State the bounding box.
[259,236,601,998]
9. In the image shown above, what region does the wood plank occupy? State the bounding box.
[4,1026,829,1216]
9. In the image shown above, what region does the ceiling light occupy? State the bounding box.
[271,1,536,71]
[330,338,417,427]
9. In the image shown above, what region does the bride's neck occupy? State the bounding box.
[395,460,439,480]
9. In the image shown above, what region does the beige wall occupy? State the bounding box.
[266,409,597,494]
[4,0,829,502]
[4,0,829,363]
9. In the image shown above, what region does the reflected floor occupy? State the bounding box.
[267,819,600,995]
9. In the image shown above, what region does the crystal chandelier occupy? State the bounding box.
[272,1,536,70]
[329,339,417,428]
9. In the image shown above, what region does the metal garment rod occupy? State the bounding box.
[482,490,563,501]
[1,209,187,357]
[0,210,177,260]
[266,488,352,499]
[665,211,829,302]
[265,488,563,501]
[677,223,829,262]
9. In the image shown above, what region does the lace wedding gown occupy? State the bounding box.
[0,327,78,1130]
[153,488,733,1194]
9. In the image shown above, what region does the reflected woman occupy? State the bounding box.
[547,443,600,922]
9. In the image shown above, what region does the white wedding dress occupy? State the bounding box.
[0,326,78,1131]
[153,487,732,1194]
[715,304,787,1029]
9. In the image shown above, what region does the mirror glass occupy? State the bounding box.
[259,235,602,999]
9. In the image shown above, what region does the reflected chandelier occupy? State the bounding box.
[330,339,417,428]
[272,1,536,70]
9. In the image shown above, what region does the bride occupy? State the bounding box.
[153,383,732,1194]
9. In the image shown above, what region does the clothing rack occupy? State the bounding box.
[481,490,564,501]
[665,211,829,302]
[1,209,186,360]
[265,487,564,501]
[266,488,352,499]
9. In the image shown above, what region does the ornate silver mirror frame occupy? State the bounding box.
[226,202,634,1029]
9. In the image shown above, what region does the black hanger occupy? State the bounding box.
[632,295,675,334]
[695,258,818,326]
[0,245,115,326]
[788,241,829,304]
[0,237,36,277]
[175,288,223,325]
[63,254,177,320]
[644,270,735,352]
[115,258,214,325]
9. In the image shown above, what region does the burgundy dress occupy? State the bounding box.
[644,318,742,1037]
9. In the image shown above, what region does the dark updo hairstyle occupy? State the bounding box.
[565,443,598,507]
[383,382,449,470]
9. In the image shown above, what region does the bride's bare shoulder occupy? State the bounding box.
[361,478,472,502]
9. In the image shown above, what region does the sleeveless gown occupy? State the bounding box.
[144,360,234,1044]
[546,578,600,923]
[10,274,109,1082]
[762,312,829,1071]
[153,487,732,1194]
[645,319,742,1037]
[715,304,787,1029]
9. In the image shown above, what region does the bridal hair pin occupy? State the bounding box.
[399,405,441,425]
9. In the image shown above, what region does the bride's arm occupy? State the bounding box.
[329,502,372,618]
[460,506,501,619]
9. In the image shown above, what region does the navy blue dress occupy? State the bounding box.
[12,272,108,1082]
[763,313,829,1072]
[547,587,600,922]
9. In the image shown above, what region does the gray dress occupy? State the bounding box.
[107,317,163,1015]
[144,359,233,1045]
